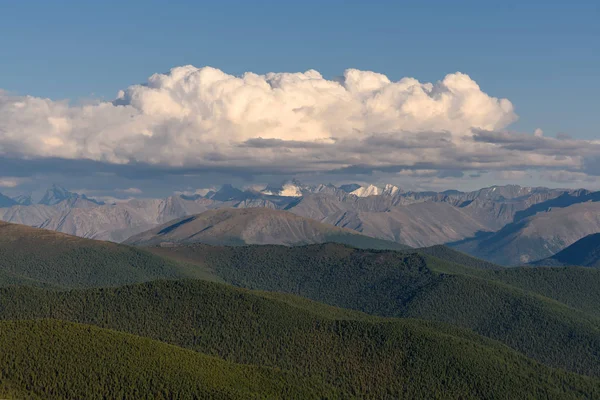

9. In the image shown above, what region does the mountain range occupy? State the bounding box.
[1,181,600,264]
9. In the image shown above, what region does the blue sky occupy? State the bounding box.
[2,0,598,138]
[0,0,599,196]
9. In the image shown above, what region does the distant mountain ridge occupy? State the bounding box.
[451,201,600,265]
[0,193,17,208]
[38,184,104,206]
[11,194,32,206]
[1,181,597,263]
[124,208,409,250]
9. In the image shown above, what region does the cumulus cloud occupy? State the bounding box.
[1,65,599,189]
[0,178,20,188]
[0,66,515,165]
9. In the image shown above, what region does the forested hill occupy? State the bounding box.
[148,243,600,377]
[0,280,597,399]
[0,221,217,288]
[0,319,341,399]
[0,222,599,397]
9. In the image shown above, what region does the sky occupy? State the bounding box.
[0,0,599,199]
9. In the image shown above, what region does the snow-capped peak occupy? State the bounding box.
[382,184,399,196]
[351,184,380,197]
[350,184,399,197]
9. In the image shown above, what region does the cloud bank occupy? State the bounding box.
[0,65,598,190]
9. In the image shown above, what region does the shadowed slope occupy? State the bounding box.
[531,233,600,268]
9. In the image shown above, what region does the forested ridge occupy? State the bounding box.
[0,319,342,399]
[0,222,599,398]
[149,243,600,377]
[0,222,218,288]
[0,281,598,399]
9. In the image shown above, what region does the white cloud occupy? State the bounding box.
[0,66,515,167]
[1,65,599,186]
[0,178,20,188]
[540,170,597,184]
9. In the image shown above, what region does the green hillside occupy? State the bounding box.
[476,266,600,319]
[0,222,218,288]
[1,223,599,397]
[148,243,600,377]
[0,319,340,399]
[0,281,598,399]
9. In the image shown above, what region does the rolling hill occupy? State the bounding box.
[124,207,410,250]
[0,221,217,288]
[0,222,599,396]
[531,233,600,268]
[416,245,502,270]
[0,281,598,399]
[0,319,339,399]
[148,243,600,377]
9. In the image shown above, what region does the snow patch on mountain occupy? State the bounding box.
[351,185,380,197]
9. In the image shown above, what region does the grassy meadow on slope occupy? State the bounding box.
[0,281,598,399]
[0,221,219,288]
[148,243,600,377]
[0,319,340,399]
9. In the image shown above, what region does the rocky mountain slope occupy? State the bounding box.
[125,208,409,250]
[452,202,600,265]
[531,233,600,268]
[0,193,17,208]
[0,182,596,261]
